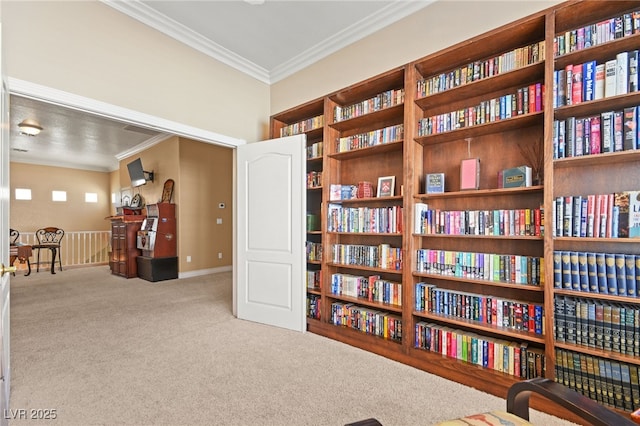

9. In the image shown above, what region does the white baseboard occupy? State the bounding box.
[178,266,232,279]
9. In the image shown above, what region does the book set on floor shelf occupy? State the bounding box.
[270,1,640,423]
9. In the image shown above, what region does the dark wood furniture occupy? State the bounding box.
[346,378,638,426]
[270,1,640,423]
[33,227,64,274]
[109,215,144,278]
[9,228,32,276]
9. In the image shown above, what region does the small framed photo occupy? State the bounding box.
[377,176,395,197]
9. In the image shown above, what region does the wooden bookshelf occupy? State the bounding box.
[269,1,640,422]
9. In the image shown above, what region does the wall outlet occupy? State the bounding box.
[216,218,222,224]
[186,256,192,263]
[218,252,222,259]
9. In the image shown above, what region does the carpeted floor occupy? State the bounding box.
[8,266,576,425]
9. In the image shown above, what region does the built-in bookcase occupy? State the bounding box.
[407,11,548,397]
[269,1,640,422]
[549,0,640,414]
[270,97,325,322]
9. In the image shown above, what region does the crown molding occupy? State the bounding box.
[114,133,175,162]
[270,1,435,83]
[101,0,270,84]
[102,0,434,84]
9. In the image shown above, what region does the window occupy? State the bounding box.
[85,192,98,203]
[111,193,116,204]
[52,191,67,202]
[15,188,32,200]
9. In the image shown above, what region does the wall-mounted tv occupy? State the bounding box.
[127,158,153,187]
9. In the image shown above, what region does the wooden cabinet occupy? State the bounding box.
[269,0,640,421]
[109,216,144,278]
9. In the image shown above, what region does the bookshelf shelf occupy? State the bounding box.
[415,62,546,111]
[413,311,546,344]
[415,233,544,241]
[415,186,544,200]
[414,112,544,147]
[269,1,640,421]
[413,272,545,293]
[327,293,403,313]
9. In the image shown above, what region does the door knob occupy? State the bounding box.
[0,264,17,276]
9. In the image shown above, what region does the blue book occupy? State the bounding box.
[583,60,597,101]
[561,251,572,289]
[596,253,608,294]
[570,251,581,290]
[587,252,599,293]
[606,253,618,295]
[578,251,589,291]
[626,255,637,297]
[615,253,627,296]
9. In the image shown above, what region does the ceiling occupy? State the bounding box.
[9,0,434,172]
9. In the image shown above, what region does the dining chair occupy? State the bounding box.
[34,227,64,272]
[9,228,19,245]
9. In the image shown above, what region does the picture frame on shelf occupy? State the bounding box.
[377,176,395,197]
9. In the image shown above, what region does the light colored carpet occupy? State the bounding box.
[8,267,576,425]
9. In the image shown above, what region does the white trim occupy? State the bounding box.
[8,78,246,159]
[115,133,175,161]
[270,1,435,83]
[102,0,434,84]
[178,265,232,279]
[101,0,270,84]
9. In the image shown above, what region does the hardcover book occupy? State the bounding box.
[614,191,630,238]
[605,59,617,98]
[460,158,480,190]
[624,106,638,151]
[630,190,640,238]
[501,165,532,188]
[594,63,605,100]
[425,173,445,194]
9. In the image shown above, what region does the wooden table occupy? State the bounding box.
[9,244,32,276]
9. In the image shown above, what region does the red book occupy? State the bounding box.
[460,158,480,190]
[590,115,602,154]
[572,63,583,104]
[528,84,536,113]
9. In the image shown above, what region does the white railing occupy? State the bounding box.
[16,230,111,268]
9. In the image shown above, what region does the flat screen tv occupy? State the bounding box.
[127,158,147,187]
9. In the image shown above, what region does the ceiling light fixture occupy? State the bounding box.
[18,118,43,136]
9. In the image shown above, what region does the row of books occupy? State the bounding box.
[553,11,640,57]
[417,40,544,98]
[327,204,403,234]
[307,294,321,320]
[553,192,640,239]
[413,202,543,237]
[553,250,639,297]
[279,114,324,137]
[306,141,323,160]
[555,348,639,412]
[416,282,544,334]
[306,171,322,189]
[416,248,544,287]
[415,321,545,379]
[553,106,640,159]
[305,241,322,262]
[417,83,544,137]
[554,50,639,108]
[329,183,374,201]
[335,124,403,153]
[333,88,405,122]
[331,302,402,342]
[330,273,402,307]
[331,243,403,271]
[554,295,638,356]
[306,269,321,290]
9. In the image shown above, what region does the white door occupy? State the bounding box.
[0,21,11,422]
[236,135,306,332]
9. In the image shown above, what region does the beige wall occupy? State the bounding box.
[9,163,111,233]
[3,1,270,143]
[119,137,181,209]
[270,0,563,114]
[177,139,233,272]
[117,137,233,273]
